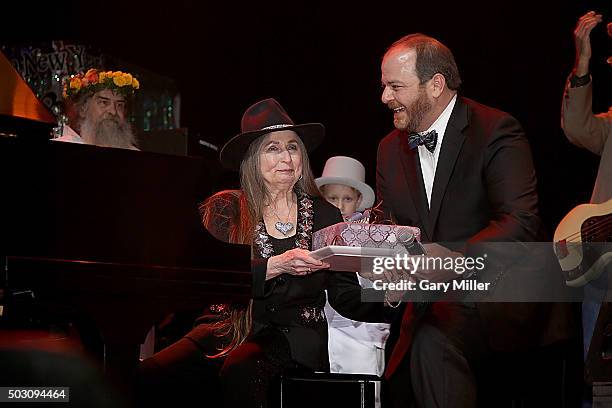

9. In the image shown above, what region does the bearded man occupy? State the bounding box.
[375,33,573,407]
[57,69,140,150]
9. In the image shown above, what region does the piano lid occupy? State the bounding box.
[0,49,56,125]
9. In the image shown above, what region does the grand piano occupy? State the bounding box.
[0,50,251,384]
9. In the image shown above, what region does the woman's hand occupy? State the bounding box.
[266,248,330,280]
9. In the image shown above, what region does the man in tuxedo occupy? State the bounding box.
[376,33,572,407]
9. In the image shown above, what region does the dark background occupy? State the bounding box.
[2,0,610,234]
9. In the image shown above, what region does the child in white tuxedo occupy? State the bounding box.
[316,156,390,407]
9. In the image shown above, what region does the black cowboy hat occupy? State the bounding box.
[219,98,325,171]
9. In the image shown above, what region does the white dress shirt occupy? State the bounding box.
[417,94,457,208]
[55,125,84,144]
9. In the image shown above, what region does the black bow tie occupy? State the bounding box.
[408,130,438,153]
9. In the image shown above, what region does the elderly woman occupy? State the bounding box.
[211,98,387,407]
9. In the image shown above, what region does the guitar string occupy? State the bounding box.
[562,217,612,242]
[563,216,612,241]
[564,218,612,242]
[560,214,612,241]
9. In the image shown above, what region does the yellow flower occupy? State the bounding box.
[123,73,133,86]
[113,75,127,87]
[70,77,82,91]
[132,78,140,89]
[99,71,107,82]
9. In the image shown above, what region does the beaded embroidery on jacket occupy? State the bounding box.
[254,192,313,259]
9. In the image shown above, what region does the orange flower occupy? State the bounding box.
[69,77,82,91]
[84,69,99,84]
[64,69,140,98]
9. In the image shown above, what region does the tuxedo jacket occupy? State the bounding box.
[377,96,574,377]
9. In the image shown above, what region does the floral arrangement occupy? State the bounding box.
[63,68,140,99]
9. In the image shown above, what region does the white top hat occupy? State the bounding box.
[315,156,375,211]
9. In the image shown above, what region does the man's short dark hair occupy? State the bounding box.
[386,33,462,91]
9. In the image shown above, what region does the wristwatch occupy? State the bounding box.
[570,72,591,88]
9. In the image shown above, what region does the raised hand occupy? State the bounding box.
[574,11,603,76]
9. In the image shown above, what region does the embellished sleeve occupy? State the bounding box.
[199,191,241,243]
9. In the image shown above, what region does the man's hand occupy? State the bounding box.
[358,256,413,304]
[410,243,464,283]
[358,257,410,283]
[574,11,603,76]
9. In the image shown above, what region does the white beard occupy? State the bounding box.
[80,116,137,149]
